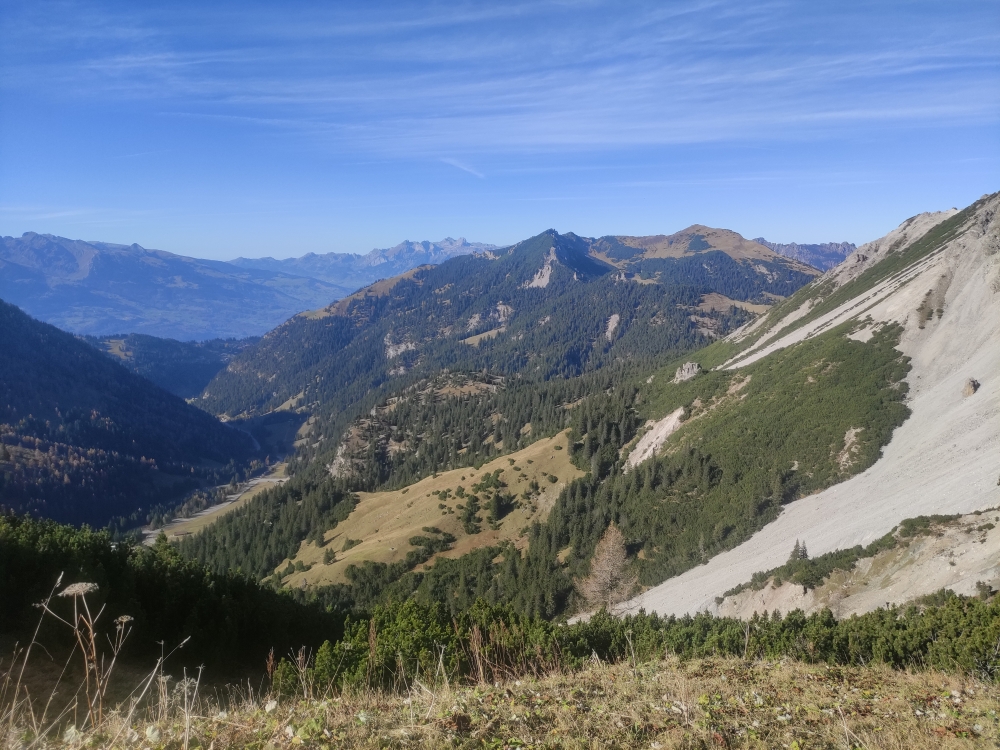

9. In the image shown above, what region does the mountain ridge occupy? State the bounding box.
[0,227,831,341]
[229,237,499,287]
[599,225,818,272]
[162,196,999,625]
[0,232,347,339]
[198,226,813,424]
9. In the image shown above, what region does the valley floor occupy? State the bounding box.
[142,463,288,546]
[15,657,999,748]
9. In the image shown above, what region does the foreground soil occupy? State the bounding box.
[17,656,1000,748]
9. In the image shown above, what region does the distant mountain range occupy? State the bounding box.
[198,225,818,420]
[230,237,498,287]
[0,234,497,340]
[753,238,856,270]
[0,230,846,341]
[0,233,347,340]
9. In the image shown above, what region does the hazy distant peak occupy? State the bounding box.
[231,237,498,287]
[753,238,856,271]
[361,237,497,266]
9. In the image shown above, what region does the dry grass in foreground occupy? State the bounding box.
[10,656,1000,749]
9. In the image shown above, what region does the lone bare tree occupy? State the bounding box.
[579,523,637,614]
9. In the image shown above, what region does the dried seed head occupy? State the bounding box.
[59,582,98,597]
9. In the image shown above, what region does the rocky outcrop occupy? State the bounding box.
[673,362,702,383]
[605,314,620,341]
[525,247,557,289]
[626,408,685,469]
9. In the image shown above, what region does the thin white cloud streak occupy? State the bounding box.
[160,76,996,156]
[0,204,158,225]
[441,159,485,178]
[0,206,96,220]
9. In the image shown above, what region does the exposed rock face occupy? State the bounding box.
[626,408,685,469]
[825,209,959,290]
[525,247,557,288]
[605,313,620,341]
[673,362,702,383]
[716,510,1000,620]
[963,378,981,397]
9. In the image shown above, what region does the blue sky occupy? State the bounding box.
[1,1,997,259]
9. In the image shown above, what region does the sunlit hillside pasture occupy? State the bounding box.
[279,431,583,586]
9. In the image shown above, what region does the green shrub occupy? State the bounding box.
[899,514,960,537]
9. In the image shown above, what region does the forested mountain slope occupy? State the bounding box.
[175,197,1000,622]
[0,233,345,339]
[0,300,259,525]
[628,190,1000,617]
[0,229,818,342]
[198,227,812,422]
[177,226,831,613]
[84,333,257,399]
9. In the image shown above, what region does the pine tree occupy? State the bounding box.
[578,523,637,614]
[789,540,801,563]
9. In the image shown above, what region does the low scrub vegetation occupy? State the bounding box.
[723,513,971,600]
[11,656,999,748]
[3,515,1000,747]
[0,514,342,670]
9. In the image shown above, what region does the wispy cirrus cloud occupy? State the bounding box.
[4,0,997,160]
[441,158,485,178]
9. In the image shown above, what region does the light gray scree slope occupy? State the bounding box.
[623,195,1000,618]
